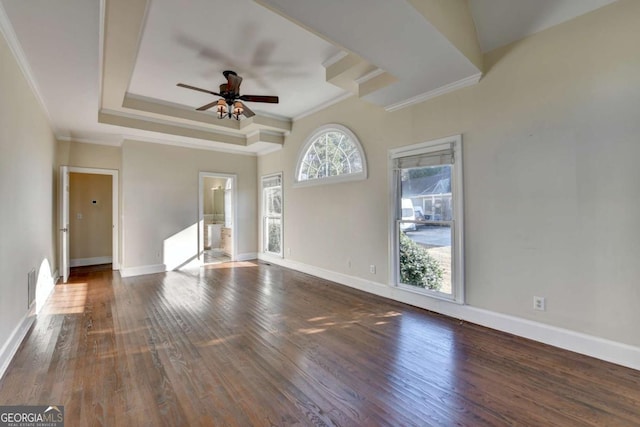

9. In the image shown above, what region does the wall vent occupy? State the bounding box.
[28,268,36,308]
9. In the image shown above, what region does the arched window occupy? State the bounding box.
[295,124,367,186]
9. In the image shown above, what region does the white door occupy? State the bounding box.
[59,166,70,282]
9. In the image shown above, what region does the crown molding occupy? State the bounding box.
[384,73,482,112]
[293,92,354,121]
[57,134,124,147]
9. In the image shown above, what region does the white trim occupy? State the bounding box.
[293,93,353,122]
[67,167,119,271]
[293,124,367,187]
[236,252,258,262]
[57,135,123,147]
[0,3,56,132]
[119,263,166,278]
[321,50,349,68]
[389,134,459,158]
[0,309,35,381]
[354,68,386,85]
[257,254,640,371]
[384,73,482,112]
[70,256,113,267]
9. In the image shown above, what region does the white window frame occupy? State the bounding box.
[294,124,367,187]
[261,172,283,257]
[388,135,465,304]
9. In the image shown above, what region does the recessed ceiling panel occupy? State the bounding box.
[128,0,345,119]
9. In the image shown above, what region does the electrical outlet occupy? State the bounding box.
[347,258,351,268]
[370,265,376,274]
[533,296,546,311]
[287,248,291,256]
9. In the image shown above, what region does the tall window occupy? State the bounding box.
[389,135,464,303]
[262,173,282,256]
[295,124,367,186]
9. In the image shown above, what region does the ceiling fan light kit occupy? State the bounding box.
[216,99,228,119]
[177,70,279,120]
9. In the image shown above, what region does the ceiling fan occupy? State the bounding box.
[177,70,279,120]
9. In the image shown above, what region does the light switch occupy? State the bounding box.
[77,213,83,220]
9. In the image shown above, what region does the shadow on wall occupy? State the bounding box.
[36,258,55,313]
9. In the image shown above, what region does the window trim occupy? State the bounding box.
[388,134,465,304]
[294,124,367,187]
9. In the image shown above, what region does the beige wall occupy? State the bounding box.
[0,30,56,351]
[258,0,640,347]
[122,140,257,270]
[69,173,113,260]
[57,140,121,170]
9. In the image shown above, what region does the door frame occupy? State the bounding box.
[60,167,119,281]
[198,171,237,263]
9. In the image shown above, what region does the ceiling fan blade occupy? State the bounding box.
[240,102,255,118]
[177,83,221,97]
[239,95,279,104]
[196,100,220,111]
[227,73,243,94]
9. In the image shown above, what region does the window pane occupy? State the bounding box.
[265,187,281,215]
[262,174,282,256]
[399,225,452,294]
[265,218,281,254]
[400,165,452,220]
[297,127,364,182]
[398,164,453,295]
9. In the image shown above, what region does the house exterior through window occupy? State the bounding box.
[389,135,465,303]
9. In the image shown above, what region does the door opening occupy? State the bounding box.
[59,166,119,283]
[198,172,236,264]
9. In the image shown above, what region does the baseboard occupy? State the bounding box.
[257,254,640,371]
[236,252,258,262]
[119,264,166,278]
[0,309,35,381]
[70,256,113,267]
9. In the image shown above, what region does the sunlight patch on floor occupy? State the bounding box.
[41,283,88,315]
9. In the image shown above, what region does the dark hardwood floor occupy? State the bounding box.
[1,261,639,426]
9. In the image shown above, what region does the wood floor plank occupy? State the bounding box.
[1,261,639,426]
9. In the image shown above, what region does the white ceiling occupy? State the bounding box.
[0,0,619,154]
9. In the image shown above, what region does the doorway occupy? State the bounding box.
[59,166,119,283]
[198,172,236,264]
